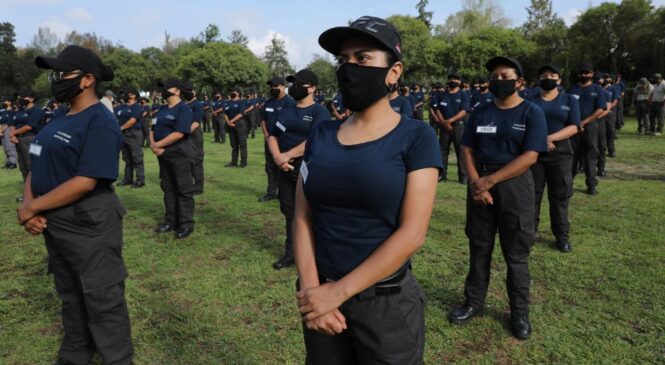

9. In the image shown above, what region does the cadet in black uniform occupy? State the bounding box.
[151,78,195,239]
[140,97,151,147]
[183,83,205,195]
[202,93,212,133]
[449,56,547,340]
[11,88,45,181]
[19,45,133,365]
[1,97,18,169]
[116,87,145,188]
[530,65,581,252]
[211,91,226,143]
[296,16,442,364]
[224,88,254,168]
[268,69,331,270]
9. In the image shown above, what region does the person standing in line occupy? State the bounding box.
[116,87,145,188]
[648,73,665,136]
[0,97,18,169]
[10,88,45,182]
[633,78,653,134]
[183,84,205,195]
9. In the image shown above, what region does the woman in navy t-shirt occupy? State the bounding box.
[530,65,581,253]
[294,17,443,364]
[267,69,331,270]
[17,45,133,365]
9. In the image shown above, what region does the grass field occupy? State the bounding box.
[1,117,664,364]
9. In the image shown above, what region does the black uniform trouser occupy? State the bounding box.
[439,122,466,180]
[464,169,535,316]
[121,129,145,184]
[264,141,279,196]
[302,271,425,365]
[43,191,133,365]
[414,107,423,120]
[598,112,616,173]
[141,118,151,147]
[16,133,34,181]
[191,127,204,193]
[158,140,195,229]
[277,158,301,259]
[213,115,226,143]
[573,121,599,189]
[616,99,624,128]
[249,109,260,138]
[649,101,665,133]
[532,141,574,243]
[636,100,650,132]
[203,110,212,133]
[228,119,248,165]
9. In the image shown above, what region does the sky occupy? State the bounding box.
[2,0,664,69]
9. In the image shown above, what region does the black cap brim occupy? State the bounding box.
[35,55,76,71]
[319,27,400,61]
[485,56,523,77]
[537,65,561,76]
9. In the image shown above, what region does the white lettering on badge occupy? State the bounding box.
[477,126,497,134]
[300,162,309,183]
[276,121,286,132]
[29,143,42,156]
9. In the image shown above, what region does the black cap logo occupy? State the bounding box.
[352,17,387,34]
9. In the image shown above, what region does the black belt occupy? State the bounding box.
[451,120,464,127]
[319,267,408,299]
[477,163,505,172]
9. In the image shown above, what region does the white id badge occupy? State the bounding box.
[276,121,286,132]
[151,118,157,126]
[300,161,309,183]
[477,126,497,134]
[265,107,274,112]
[29,143,42,156]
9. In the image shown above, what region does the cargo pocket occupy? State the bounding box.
[73,204,109,227]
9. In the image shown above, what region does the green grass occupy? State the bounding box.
[1,118,664,364]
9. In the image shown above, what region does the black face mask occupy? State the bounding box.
[448,81,460,90]
[184,91,194,101]
[479,85,488,92]
[122,95,130,103]
[489,79,517,99]
[336,63,390,112]
[18,99,30,108]
[214,95,221,100]
[230,93,238,99]
[539,79,558,91]
[161,89,175,100]
[579,76,592,83]
[269,88,281,98]
[51,75,84,103]
[288,84,309,101]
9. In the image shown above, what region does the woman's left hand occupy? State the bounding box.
[17,203,35,225]
[471,176,495,195]
[297,282,346,321]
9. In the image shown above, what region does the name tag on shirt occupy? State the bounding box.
[477,126,497,134]
[29,143,42,156]
[300,162,309,183]
[572,95,580,100]
[265,108,274,112]
[440,102,448,107]
[151,118,157,126]
[275,121,286,132]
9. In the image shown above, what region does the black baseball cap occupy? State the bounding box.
[286,69,319,86]
[35,45,113,82]
[121,87,139,96]
[267,77,285,86]
[157,78,186,91]
[319,16,402,61]
[537,64,561,76]
[17,87,35,98]
[447,72,462,80]
[485,56,523,77]
[578,63,594,73]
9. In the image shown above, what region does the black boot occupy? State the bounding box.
[511,314,531,340]
[448,303,483,325]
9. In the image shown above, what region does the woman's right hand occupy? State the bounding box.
[24,215,47,235]
[472,191,494,206]
[304,308,347,336]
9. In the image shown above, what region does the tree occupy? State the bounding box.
[416,0,433,30]
[103,47,150,91]
[435,0,512,39]
[29,26,59,55]
[228,29,248,47]
[306,55,336,95]
[177,42,269,91]
[0,22,21,96]
[262,33,294,78]
[140,46,177,89]
[60,31,115,55]
[522,0,558,36]
[387,15,444,82]
[199,24,221,44]
[520,0,568,81]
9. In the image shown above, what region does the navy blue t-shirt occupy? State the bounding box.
[1,109,16,126]
[566,83,606,119]
[188,100,204,123]
[471,91,494,110]
[389,95,414,117]
[530,92,581,134]
[117,102,143,130]
[462,100,548,165]
[153,101,193,142]
[14,106,45,132]
[606,85,619,106]
[437,90,470,119]
[411,91,424,108]
[270,103,331,152]
[30,103,122,196]
[224,99,247,120]
[332,93,346,115]
[302,117,443,279]
[263,95,296,131]
[314,94,326,104]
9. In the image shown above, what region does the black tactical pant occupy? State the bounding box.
[532,141,574,243]
[464,168,535,316]
[302,271,425,365]
[649,101,664,133]
[158,139,196,230]
[191,127,204,193]
[121,129,145,184]
[439,122,466,181]
[203,110,212,133]
[636,100,650,132]
[264,141,279,197]
[16,133,34,180]
[44,190,133,365]
[572,121,599,189]
[616,98,624,129]
[277,158,301,260]
[141,118,151,147]
[598,111,616,173]
[228,119,248,166]
[213,115,226,143]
